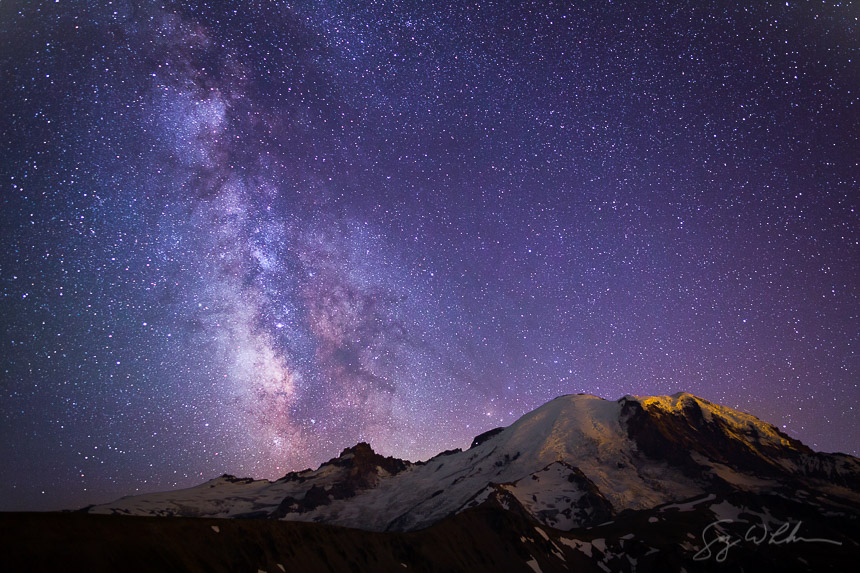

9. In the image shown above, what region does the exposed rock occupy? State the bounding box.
[470,427,505,448]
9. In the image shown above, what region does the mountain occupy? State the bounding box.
[8,392,857,572]
[88,393,860,532]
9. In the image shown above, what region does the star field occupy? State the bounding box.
[1,0,858,511]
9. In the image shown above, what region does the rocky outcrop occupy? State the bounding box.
[470,427,505,448]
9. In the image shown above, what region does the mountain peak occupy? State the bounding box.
[326,441,410,482]
[337,441,375,459]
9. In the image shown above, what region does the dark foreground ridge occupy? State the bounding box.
[3,490,859,573]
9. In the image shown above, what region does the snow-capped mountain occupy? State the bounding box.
[89,392,860,534]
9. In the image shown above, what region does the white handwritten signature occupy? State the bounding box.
[693,518,843,562]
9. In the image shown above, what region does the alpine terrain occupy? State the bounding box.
[4,393,859,572]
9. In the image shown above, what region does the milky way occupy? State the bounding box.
[1,1,858,510]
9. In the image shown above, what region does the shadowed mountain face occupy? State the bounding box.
[19,393,856,571]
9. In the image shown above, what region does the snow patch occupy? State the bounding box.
[710,500,744,521]
[660,494,716,512]
[558,537,592,557]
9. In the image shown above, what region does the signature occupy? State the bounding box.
[692,518,843,562]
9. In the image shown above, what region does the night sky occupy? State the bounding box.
[1,0,858,512]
